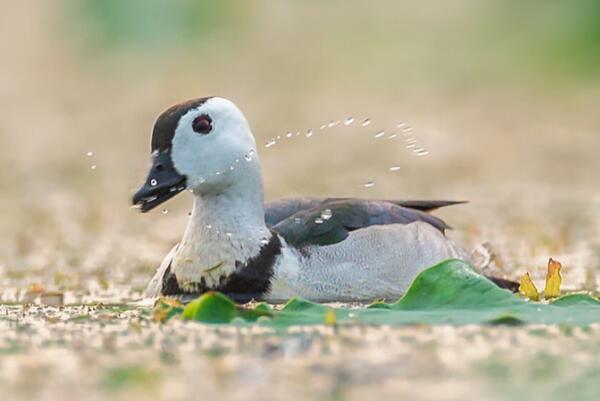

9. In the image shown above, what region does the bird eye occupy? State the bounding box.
[192,114,212,134]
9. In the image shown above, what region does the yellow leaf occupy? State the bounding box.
[519,273,540,301]
[544,258,562,299]
[324,308,336,326]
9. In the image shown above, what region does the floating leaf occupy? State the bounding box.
[544,258,562,299]
[182,292,237,323]
[519,272,540,301]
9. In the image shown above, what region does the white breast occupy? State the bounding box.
[267,222,470,302]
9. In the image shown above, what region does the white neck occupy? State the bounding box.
[171,174,271,290]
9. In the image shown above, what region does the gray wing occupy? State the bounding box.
[269,199,456,248]
[265,197,465,227]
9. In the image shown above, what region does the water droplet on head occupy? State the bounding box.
[361,118,371,126]
[150,179,158,186]
[86,151,93,156]
[314,217,324,224]
[344,117,354,126]
[320,209,333,220]
[162,208,168,214]
[374,131,385,139]
[319,124,327,130]
[389,166,401,172]
[364,180,375,188]
[415,149,430,156]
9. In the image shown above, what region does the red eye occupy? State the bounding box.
[192,114,212,134]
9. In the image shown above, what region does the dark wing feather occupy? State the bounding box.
[264,197,465,226]
[270,199,453,248]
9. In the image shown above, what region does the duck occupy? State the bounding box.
[132,97,508,303]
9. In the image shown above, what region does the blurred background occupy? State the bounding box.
[1,0,600,296]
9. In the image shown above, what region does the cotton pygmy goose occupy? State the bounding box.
[133,96,511,302]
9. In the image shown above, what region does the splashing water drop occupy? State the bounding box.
[321,209,333,220]
[286,131,293,138]
[306,129,313,138]
[389,166,401,172]
[319,124,327,130]
[260,238,269,245]
[364,180,375,188]
[162,209,168,214]
[90,165,96,170]
[314,217,324,224]
[226,232,233,238]
[294,217,301,224]
[230,165,235,171]
[198,177,206,184]
[265,139,276,148]
[86,151,93,156]
[344,117,354,126]
[374,131,385,139]
[206,224,212,229]
[276,135,281,140]
[150,179,158,186]
[327,120,340,128]
[388,134,398,139]
[415,149,430,156]
[361,118,371,126]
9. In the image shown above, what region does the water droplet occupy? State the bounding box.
[406,137,417,144]
[314,217,324,224]
[361,118,371,126]
[198,177,206,184]
[245,149,255,161]
[389,166,401,171]
[226,232,233,237]
[305,129,313,138]
[150,179,158,186]
[388,134,398,139]
[86,151,93,156]
[162,209,168,214]
[396,122,407,128]
[319,124,327,130]
[415,149,430,156]
[402,126,412,133]
[327,120,340,128]
[260,238,269,245]
[294,217,301,224]
[276,135,281,140]
[320,209,333,220]
[215,171,221,176]
[206,224,212,229]
[406,144,416,149]
[229,165,235,171]
[364,180,375,188]
[265,139,276,148]
[344,117,354,126]
[90,165,96,170]
[286,131,293,138]
[374,131,385,139]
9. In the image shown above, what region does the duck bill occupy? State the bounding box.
[132,151,187,213]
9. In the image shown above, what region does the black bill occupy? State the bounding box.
[132,151,187,213]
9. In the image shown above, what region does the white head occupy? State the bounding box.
[132,97,263,212]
